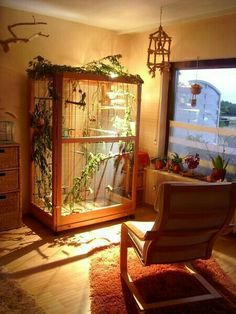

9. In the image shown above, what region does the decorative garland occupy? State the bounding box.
[26,55,143,84]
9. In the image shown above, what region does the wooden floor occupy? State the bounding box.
[0,206,236,314]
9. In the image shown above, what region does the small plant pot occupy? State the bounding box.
[191,84,202,95]
[187,168,194,176]
[155,160,165,170]
[172,164,181,174]
[210,168,226,182]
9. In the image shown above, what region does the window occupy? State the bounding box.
[167,59,236,181]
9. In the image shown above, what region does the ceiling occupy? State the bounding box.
[1,0,236,33]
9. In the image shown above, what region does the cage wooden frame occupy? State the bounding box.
[29,72,142,232]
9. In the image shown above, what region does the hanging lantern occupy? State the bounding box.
[147,7,171,77]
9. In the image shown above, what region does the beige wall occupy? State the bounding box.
[123,13,236,160]
[0,6,127,212]
[1,5,236,212]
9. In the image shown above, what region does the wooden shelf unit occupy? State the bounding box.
[0,143,21,231]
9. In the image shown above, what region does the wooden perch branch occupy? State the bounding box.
[0,16,49,53]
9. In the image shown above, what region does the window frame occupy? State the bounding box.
[166,57,236,154]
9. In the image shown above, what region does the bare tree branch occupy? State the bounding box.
[0,16,49,53]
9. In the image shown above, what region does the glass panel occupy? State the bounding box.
[31,79,53,214]
[168,124,236,180]
[61,140,134,216]
[62,79,137,138]
[168,67,236,180]
[174,68,236,129]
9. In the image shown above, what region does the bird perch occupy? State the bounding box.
[0,16,49,53]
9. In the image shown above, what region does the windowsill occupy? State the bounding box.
[145,167,214,183]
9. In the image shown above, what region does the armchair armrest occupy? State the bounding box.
[123,221,156,241]
[123,222,146,240]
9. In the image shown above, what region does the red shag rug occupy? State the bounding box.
[89,246,236,314]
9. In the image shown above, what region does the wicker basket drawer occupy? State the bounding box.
[0,146,19,169]
[0,192,21,231]
[0,170,19,192]
[0,192,19,213]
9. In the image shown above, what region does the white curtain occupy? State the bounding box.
[155,64,170,157]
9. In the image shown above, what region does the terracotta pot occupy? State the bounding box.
[210,168,226,182]
[187,168,194,176]
[155,160,165,170]
[172,164,181,174]
[166,160,173,171]
[191,84,202,95]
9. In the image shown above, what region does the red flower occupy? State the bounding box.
[184,153,200,169]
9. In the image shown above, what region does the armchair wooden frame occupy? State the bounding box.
[120,182,235,312]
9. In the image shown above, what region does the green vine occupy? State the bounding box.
[114,91,135,156]
[26,55,143,84]
[64,91,135,207]
[64,152,119,205]
[123,94,135,152]
[31,99,53,211]
[29,56,140,211]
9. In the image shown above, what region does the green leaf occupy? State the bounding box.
[210,154,229,170]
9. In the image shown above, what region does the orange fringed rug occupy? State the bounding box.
[89,246,236,314]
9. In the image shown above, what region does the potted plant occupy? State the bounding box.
[191,83,202,95]
[190,83,202,107]
[184,153,200,175]
[151,156,167,170]
[210,154,229,181]
[169,152,183,173]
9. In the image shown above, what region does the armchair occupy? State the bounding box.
[120,182,235,311]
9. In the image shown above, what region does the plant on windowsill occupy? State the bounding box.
[168,152,183,174]
[150,156,167,170]
[209,154,229,182]
[184,153,200,176]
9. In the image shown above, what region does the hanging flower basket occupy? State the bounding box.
[191,83,202,95]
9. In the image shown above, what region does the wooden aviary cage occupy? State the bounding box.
[28,58,142,232]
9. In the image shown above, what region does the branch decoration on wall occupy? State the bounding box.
[0,16,49,53]
[147,7,171,77]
